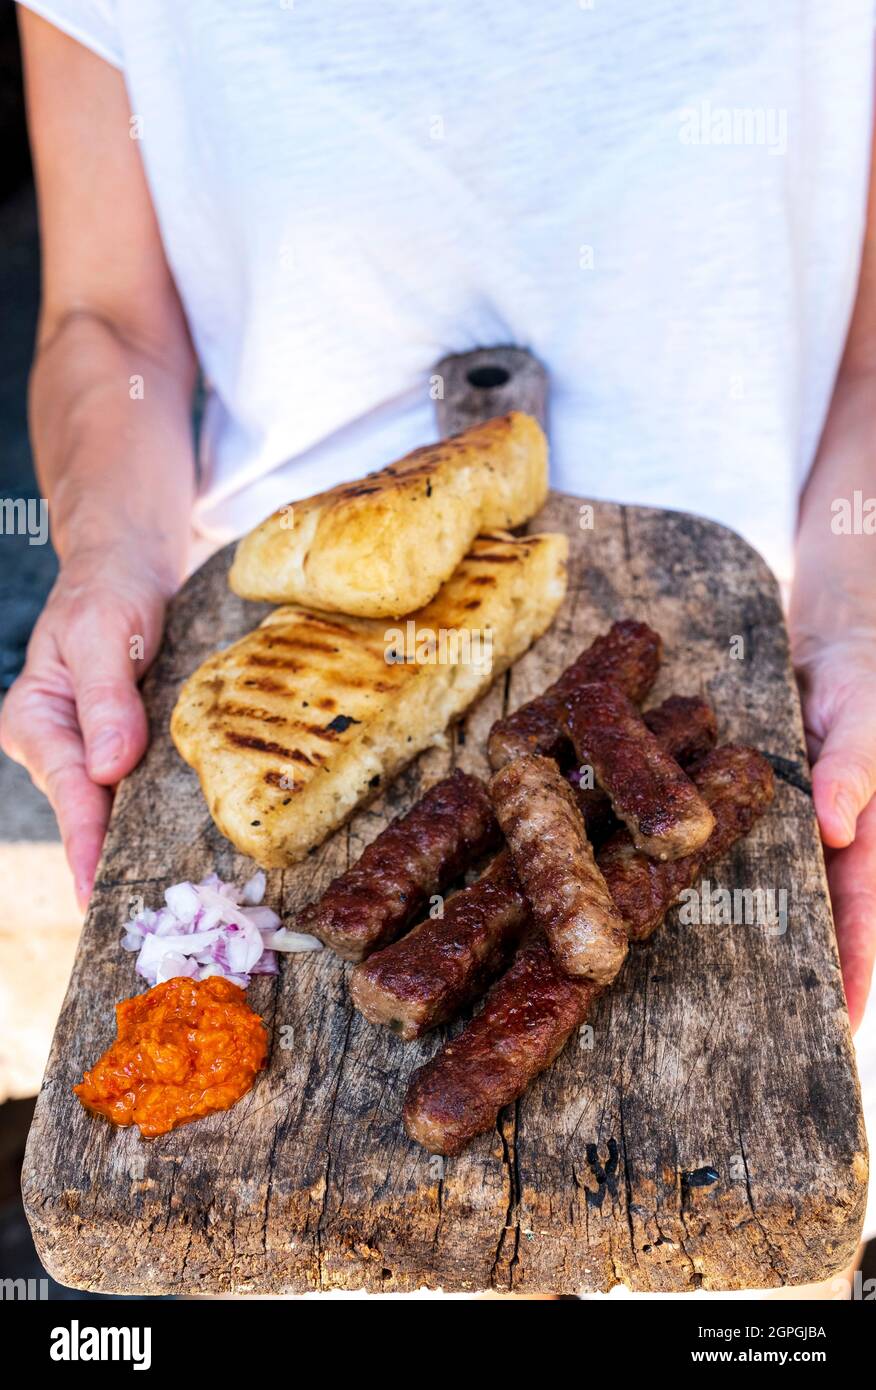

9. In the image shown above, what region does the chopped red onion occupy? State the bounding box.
[121,871,321,986]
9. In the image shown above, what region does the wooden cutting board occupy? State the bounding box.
[23,351,867,1295]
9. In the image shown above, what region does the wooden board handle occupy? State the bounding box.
[433,346,548,436]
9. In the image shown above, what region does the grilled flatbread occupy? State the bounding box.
[228,412,548,618]
[172,532,567,866]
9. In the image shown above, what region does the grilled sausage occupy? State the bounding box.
[350,849,528,1039]
[355,694,717,1039]
[403,938,601,1155]
[489,754,628,983]
[302,769,500,961]
[642,694,719,768]
[404,744,774,1154]
[566,681,715,860]
[599,744,775,940]
[487,619,662,770]
[569,693,718,838]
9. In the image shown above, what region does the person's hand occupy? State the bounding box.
[794,631,876,1031]
[0,550,170,909]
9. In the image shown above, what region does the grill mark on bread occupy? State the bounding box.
[257,633,309,650]
[220,703,295,727]
[321,667,409,691]
[245,657,398,691]
[241,676,291,694]
[225,732,318,764]
[263,636,342,656]
[263,769,304,791]
[221,707,351,741]
[285,616,362,639]
[244,654,305,673]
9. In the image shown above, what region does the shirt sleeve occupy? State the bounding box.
[16,0,123,70]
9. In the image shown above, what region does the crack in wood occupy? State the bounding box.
[762,752,813,796]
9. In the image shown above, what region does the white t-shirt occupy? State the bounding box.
[19,0,876,586]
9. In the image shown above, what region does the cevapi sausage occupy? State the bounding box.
[354,694,717,1039]
[403,745,774,1154]
[489,754,628,983]
[487,619,662,770]
[302,769,500,961]
[599,744,775,940]
[403,938,600,1155]
[350,849,528,1039]
[642,694,718,767]
[566,681,715,860]
[570,693,717,838]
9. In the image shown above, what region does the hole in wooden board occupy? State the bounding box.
[466,365,510,389]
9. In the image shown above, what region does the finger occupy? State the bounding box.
[47,761,113,910]
[2,676,112,907]
[811,702,876,849]
[826,798,876,1033]
[61,609,149,785]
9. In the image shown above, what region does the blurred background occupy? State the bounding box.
[0,0,105,1301]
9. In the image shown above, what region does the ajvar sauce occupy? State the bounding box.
[74,975,268,1138]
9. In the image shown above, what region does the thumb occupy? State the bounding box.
[826,797,876,1032]
[811,701,876,849]
[62,608,152,785]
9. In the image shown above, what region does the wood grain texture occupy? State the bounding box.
[22,497,867,1295]
[434,346,548,435]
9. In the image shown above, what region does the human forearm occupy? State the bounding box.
[786,360,876,1030]
[784,106,876,1030]
[30,308,197,592]
[4,11,199,908]
[2,306,197,906]
[790,364,876,651]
